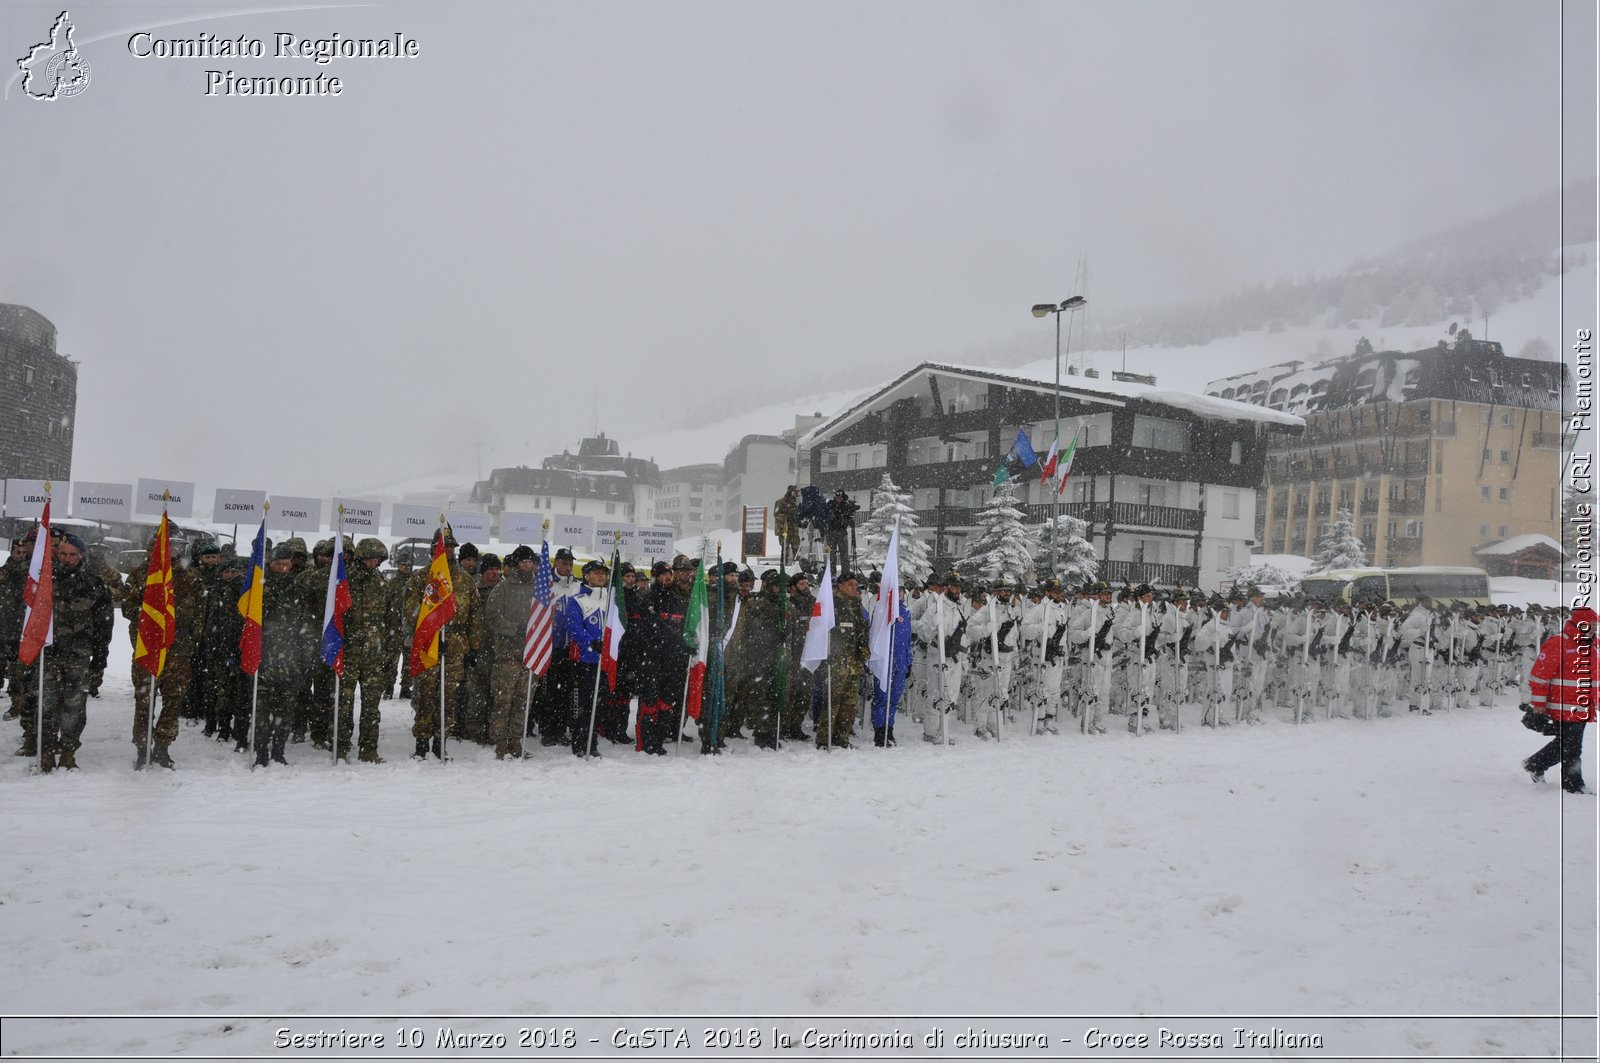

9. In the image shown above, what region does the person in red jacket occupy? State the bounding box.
[1523,606,1597,794]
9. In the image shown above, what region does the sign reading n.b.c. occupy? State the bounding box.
[134,478,195,521]
[551,515,594,553]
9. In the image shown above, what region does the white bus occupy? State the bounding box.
[1298,566,1492,607]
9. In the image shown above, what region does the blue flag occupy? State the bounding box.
[1011,428,1039,467]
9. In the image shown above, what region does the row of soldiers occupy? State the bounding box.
[4,520,1566,770]
[899,576,1565,742]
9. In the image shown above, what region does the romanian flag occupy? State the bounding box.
[18,501,53,666]
[409,529,456,676]
[134,512,177,678]
[319,528,351,675]
[237,520,266,675]
[600,551,625,691]
[681,560,709,718]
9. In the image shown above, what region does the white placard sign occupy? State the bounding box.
[446,509,491,544]
[213,488,266,524]
[134,478,196,520]
[635,526,675,565]
[550,514,594,552]
[332,497,383,534]
[72,481,132,522]
[391,504,441,539]
[3,479,50,519]
[499,511,546,543]
[594,521,635,553]
[269,495,323,533]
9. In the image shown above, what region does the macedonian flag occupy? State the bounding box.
[134,512,177,678]
[408,529,457,676]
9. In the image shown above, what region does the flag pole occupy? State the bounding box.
[332,506,344,765]
[36,645,46,773]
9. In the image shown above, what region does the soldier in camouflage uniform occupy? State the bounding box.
[34,534,115,771]
[83,543,125,698]
[3,533,35,749]
[402,529,482,759]
[189,540,228,734]
[297,538,338,748]
[387,555,417,699]
[461,553,502,744]
[817,570,869,748]
[781,571,815,741]
[729,569,788,749]
[254,544,319,767]
[483,544,538,759]
[337,538,400,763]
[202,555,247,748]
[123,539,205,770]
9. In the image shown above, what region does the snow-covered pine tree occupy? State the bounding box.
[958,479,1039,584]
[854,473,933,585]
[1032,513,1099,585]
[1309,508,1368,572]
[1229,559,1303,595]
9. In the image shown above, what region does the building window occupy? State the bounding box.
[824,452,838,468]
[1363,521,1374,539]
[1482,448,1492,461]
[846,453,860,470]
[1216,543,1235,570]
[1218,489,1240,519]
[1131,415,1189,452]
[1229,441,1243,464]
[23,365,35,385]
[1500,412,1512,426]
[1481,486,1491,500]
[1479,524,1489,537]
[1499,450,1510,463]
[1405,520,1423,537]
[1387,521,1398,540]
[1498,525,1508,537]
[1499,488,1510,501]
[605,502,616,514]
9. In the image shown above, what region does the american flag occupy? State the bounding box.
[524,540,555,675]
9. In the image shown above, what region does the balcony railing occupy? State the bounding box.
[1385,496,1426,515]
[1101,560,1200,589]
[916,500,1203,533]
[1532,431,1570,450]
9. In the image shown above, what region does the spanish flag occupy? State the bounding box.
[237,519,266,675]
[134,512,177,678]
[409,529,457,676]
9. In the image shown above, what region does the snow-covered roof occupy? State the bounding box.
[801,361,1302,448]
[1474,533,1564,557]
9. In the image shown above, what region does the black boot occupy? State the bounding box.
[254,745,270,768]
[873,726,886,748]
[133,745,148,770]
[431,735,448,761]
[886,725,896,746]
[270,738,288,765]
[150,744,176,770]
[413,738,430,760]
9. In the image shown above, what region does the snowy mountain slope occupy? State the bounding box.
[0,640,1591,1059]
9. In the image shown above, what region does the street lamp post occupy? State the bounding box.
[1031,296,1087,576]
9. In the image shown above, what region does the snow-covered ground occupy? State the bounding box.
[0,638,1594,1060]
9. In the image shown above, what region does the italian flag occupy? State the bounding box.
[1039,434,1060,484]
[1053,435,1080,496]
[682,560,709,720]
[601,551,625,691]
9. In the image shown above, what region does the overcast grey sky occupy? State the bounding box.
[2,0,1592,499]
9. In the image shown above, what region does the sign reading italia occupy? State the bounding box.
[391,504,439,539]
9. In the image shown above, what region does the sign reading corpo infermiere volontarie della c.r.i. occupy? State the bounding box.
[127,28,421,97]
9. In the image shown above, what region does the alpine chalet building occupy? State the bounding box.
[800,362,1300,589]
[1204,334,1569,567]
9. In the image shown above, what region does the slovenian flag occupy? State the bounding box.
[237,520,266,675]
[682,559,709,719]
[600,551,625,691]
[319,532,351,675]
[18,501,53,665]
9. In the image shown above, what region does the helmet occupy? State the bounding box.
[355,538,389,562]
[312,538,335,558]
[283,537,309,557]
